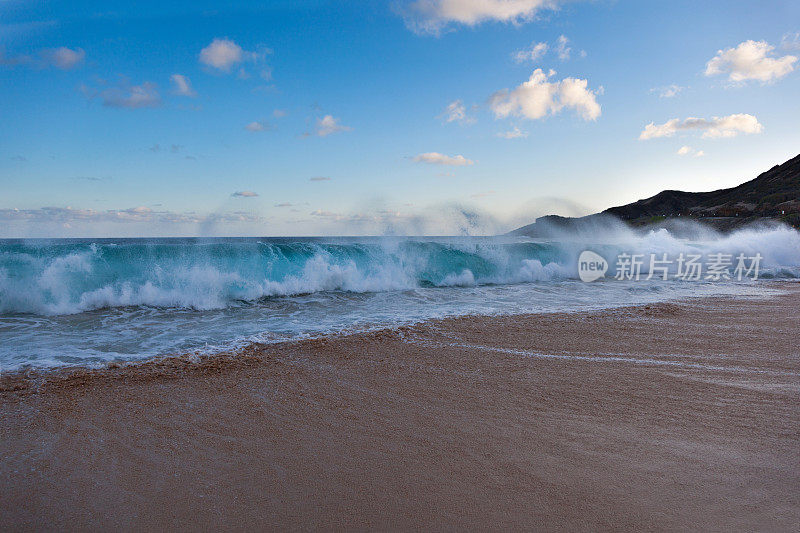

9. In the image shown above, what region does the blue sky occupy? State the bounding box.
[1,0,799,237]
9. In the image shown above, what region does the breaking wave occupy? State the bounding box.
[1,225,799,316]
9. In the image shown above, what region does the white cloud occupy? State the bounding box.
[232,191,259,197]
[405,0,564,34]
[412,152,475,166]
[705,40,797,83]
[440,99,474,124]
[555,34,571,60]
[0,206,263,225]
[640,114,763,140]
[170,74,196,97]
[497,126,528,139]
[490,68,601,121]
[311,209,339,217]
[199,38,272,79]
[650,84,684,98]
[310,176,331,181]
[0,46,85,70]
[244,121,266,132]
[316,115,351,136]
[512,35,576,63]
[42,47,85,69]
[199,38,244,71]
[513,41,548,63]
[782,32,800,51]
[83,80,161,109]
[677,146,704,157]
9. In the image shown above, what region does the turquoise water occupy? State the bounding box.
[0,237,570,315]
[1,229,798,370]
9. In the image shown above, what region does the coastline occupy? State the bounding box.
[2,284,799,530]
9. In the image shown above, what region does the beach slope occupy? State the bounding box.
[2,285,799,530]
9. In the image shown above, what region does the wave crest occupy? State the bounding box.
[1,226,799,316]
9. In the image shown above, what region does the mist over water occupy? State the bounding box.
[1,222,799,370]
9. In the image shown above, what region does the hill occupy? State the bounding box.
[510,153,800,237]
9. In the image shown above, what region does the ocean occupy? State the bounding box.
[2,225,799,370]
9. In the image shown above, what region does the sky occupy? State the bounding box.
[1,0,799,237]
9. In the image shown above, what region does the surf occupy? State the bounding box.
[1,226,799,317]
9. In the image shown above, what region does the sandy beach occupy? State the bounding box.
[2,284,799,531]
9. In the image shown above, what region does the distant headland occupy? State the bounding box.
[511,153,800,237]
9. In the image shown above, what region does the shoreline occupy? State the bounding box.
[0,282,789,392]
[2,284,799,529]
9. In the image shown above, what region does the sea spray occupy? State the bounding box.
[1,226,799,316]
[1,226,799,369]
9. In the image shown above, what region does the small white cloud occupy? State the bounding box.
[311,209,339,217]
[83,80,161,109]
[513,42,548,63]
[497,126,528,139]
[199,38,272,78]
[650,84,684,98]
[705,40,797,83]
[170,74,196,97]
[512,36,577,63]
[273,109,288,118]
[244,121,267,132]
[440,99,474,125]
[0,206,263,225]
[404,0,564,35]
[42,47,85,69]
[470,190,495,198]
[200,38,244,71]
[232,191,259,197]
[412,152,474,166]
[310,176,331,181]
[274,202,292,207]
[316,115,351,136]
[677,146,705,157]
[490,68,601,121]
[640,113,763,140]
[1,46,85,70]
[555,35,571,61]
[782,32,800,51]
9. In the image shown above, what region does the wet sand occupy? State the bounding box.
[2,285,799,531]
